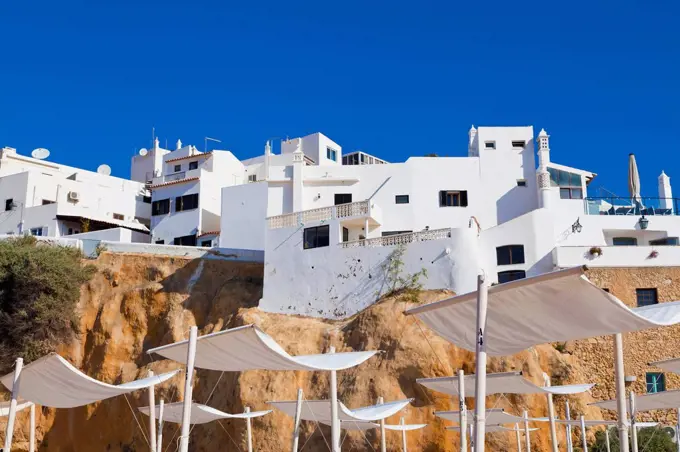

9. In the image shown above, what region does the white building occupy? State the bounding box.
[0,146,151,242]
[219,126,680,319]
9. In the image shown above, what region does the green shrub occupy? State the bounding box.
[590,426,676,452]
[0,236,95,373]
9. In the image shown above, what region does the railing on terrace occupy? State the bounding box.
[340,228,452,249]
[584,197,680,216]
[268,200,371,229]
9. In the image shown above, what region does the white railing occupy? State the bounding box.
[553,245,680,268]
[267,201,371,229]
[340,228,452,249]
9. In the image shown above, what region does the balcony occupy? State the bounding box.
[584,197,679,216]
[267,200,381,229]
[151,168,202,187]
[340,228,452,249]
[553,245,680,268]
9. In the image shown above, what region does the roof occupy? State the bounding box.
[150,177,199,189]
[548,162,597,181]
[197,230,220,238]
[165,152,212,164]
[56,214,149,233]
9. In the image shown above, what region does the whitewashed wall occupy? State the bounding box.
[219,182,268,250]
[150,180,201,244]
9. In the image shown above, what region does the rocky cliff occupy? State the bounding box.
[1,252,606,451]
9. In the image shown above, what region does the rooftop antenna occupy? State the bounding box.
[205,136,221,153]
[97,164,112,176]
[31,148,50,160]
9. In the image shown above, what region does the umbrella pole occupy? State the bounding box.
[614,333,630,452]
[543,373,559,452]
[580,415,588,452]
[514,423,521,452]
[29,402,35,452]
[469,424,474,452]
[245,406,253,452]
[291,388,303,452]
[329,346,341,452]
[523,410,531,452]
[157,399,164,452]
[473,274,489,452]
[147,370,157,452]
[458,369,467,452]
[605,427,611,452]
[565,401,573,452]
[179,326,198,452]
[4,357,24,452]
[629,392,638,452]
[400,417,407,452]
[378,396,387,452]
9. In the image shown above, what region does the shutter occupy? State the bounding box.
[460,191,468,207]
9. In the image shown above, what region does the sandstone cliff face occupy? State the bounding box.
[2,253,605,451]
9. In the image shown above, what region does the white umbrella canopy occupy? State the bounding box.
[629,153,642,205]
[139,402,271,424]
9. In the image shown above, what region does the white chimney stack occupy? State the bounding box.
[176,139,182,150]
[659,171,674,213]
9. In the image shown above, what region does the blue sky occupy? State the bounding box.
[1,1,677,196]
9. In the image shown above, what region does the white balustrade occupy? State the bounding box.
[267,201,372,229]
[340,228,452,249]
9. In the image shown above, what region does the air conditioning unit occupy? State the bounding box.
[68,191,80,202]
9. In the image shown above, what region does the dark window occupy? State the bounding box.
[303,225,330,249]
[201,240,212,247]
[175,194,199,212]
[498,270,526,284]
[439,190,468,207]
[173,234,197,246]
[248,174,257,182]
[512,141,525,148]
[342,227,349,242]
[42,199,55,205]
[30,227,44,236]
[382,230,412,237]
[112,213,124,220]
[496,245,525,266]
[636,288,658,307]
[142,196,151,204]
[395,195,410,204]
[152,199,170,216]
[189,161,198,170]
[650,237,679,246]
[155,240,165,244]
[613,237,638,246]
[5,199,13,211]
[68,228,73,235]
[326,147,338,161]
[548,168,583,199]
[334,194,352,205]
[646,372,665,393]
[485,142,496,149]
[517,180,527,187]
[174,164,181,172]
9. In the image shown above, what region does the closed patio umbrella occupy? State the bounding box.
[629,153,642,211]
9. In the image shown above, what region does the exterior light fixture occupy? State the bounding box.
[639,215,649,230]
[571,217,582,234]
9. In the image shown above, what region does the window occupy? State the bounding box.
[201,240,212,247]
[142,196,151,204]
[646,372,666,393]
[248,174,257,182]
[5,199,13,211]
[326,147,338,161]
[29,227,44,236]
[636,288,658,307]
[496,245,525,266]
[112,213,125,221]
[173,234,197,246]
[342,227,349,242]
[548,168,583,199]
[439,190,468,207]
[395,195,410,204]
[512,140,525,148]
[42,199,55,205]
[155,240,165,244]
[173,164,181,172]
[498,270,526,284]
[152,199,170,216]
[613,237,638,246]
[303,225,330,249]
[175,194,199,212]
[189,161,198,170]
[334,194,352,205]
[68,228,73,235]
[485,141,496,149]
[517,180,527,187]
[650,237,679,246]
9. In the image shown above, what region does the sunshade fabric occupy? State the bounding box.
[384,423,427,431]
[435,409,548,424]
[325,421,426,431]
[629,154,641,203]
[417,372,594,397]
[650,357,680,374]
[148,325,377,371]
[447,425,538,433]
[592,389,680,412]
[406,267,680,356]
[268,399,412,422]
[0,401,33,416]
[0,354,179,408]
[139,402,271,424]
[556,419,617,426]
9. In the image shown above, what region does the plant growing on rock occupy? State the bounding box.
[382,245,428,303]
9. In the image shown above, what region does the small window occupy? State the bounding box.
[439,190,468,207]
[649,237,679,246]
[155,240,165,244]
[68,228,73,235]
[303,225,330,249]
[326,147,338,161]
[496,245,525,266]
[174,164,181,172]
[29,227,44,237]
[395,195,410,204]
[175,194,199,212]
[342,227,349,242]
[42,199,55,205]
[613,237,638,246]
[498,270,526,284]
[646,372,665,393]
[636,288,658,307]
[512,141,525,148]
[112,213,125,221]
[152,199,171,216]
[188,161,198,170]
[173,234,197,246]
[516,180,527,187]
[485,141,496,150]
[142,196,151,204]
[248,174,257,182]
[201,240,212,247]
[334,194,352,205]
[5,199,13,211]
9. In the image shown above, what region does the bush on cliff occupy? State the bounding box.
[589,426,676,452]
[0,236,95,373]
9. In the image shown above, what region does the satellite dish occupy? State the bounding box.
[139,148,148,156]
[97,164,112,176]
[31,148,50,160]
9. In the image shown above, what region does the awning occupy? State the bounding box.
[405,267,680,356]
[592,389,680,412]
[56,213,149,233]
[384,423,427,431]
[435,409,548,424]
[417,372,594,397]
[649,357,680,374]
[555,419,658,428]
[0,401,33,416]
[447,425,539,433]
[268,399,412,422]
[0,354,179,408]
[148,324,377,372]
[139,402,271,424]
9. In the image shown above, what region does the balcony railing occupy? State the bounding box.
[268,200,371,229]
[340,228,452,249]
[584,197,680,216]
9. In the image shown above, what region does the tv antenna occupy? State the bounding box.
[97,164,112,176]
[205,136,221,153]
[31,148,50,160]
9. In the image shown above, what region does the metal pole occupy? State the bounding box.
[4,357,24,452]
[469,424,475,452]
[630,392,638,452]
[291,389,303,452]
[543,373,559,452]
[605,427,611,452]
[565,401,573,452]
[157,399,164,452]
[473,274,488,452]
[378,397,387,452]
[523,410,531,452]
[458,369,467,452]
[676,408,680,452]
[245,406,253,452]
[400,417,408,452]
[514,423,521,452]
[614,333,630,452]
[580,415,588,452]
[29,403,35,452]
[147,370,157,452]
[329,346,340,452]
[179,326,198,452]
